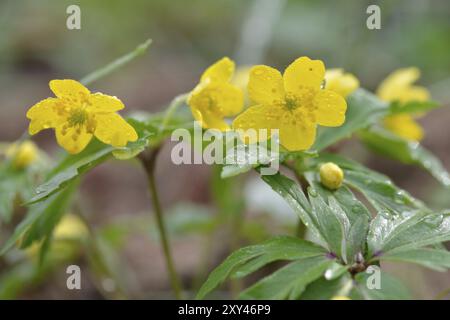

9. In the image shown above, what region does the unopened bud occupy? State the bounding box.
[6,141,38,169]
[319,162,344,190]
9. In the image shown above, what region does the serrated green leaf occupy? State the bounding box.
[308,188,344,257]
[304,176,370,263]
[27,119,152,205]
[260,173,325,244]
[323,262,348,280]
[313,89,388,151]
[353,271,412,300]
[239,256,333,300]
[367,211,450,257]
[26,141,113,205]
[360,126,450,187]
[377,248,450,271]
[299,275,351,300]
[196,236,326,299]
[0,183,77,255]
[309,153,425,215]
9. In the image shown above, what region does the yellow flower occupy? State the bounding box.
[325,68,359,98]
[25,214,88,259]
[188,57,244,131]
[26,79,138,154]
[331,296,351,300]
[6,140,38,169]
[320,162,344,190]
[231,65,252,107]
[232,57,347,151]
[53,214,89,240]
[377,68,430,142]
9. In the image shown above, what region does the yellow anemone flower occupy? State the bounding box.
[232,57,347,151]
[188,57,244,131]
[376,68,430,142]
[324,68,359,98]
[6,140,39,169]
[26,79,138,154]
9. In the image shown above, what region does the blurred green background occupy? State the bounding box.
[0,0,449,299]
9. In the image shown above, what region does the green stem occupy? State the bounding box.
[80,39,152,86]
[159,93,189,133]
[139,147,183,299]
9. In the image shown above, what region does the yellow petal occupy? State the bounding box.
[283,57,325,94]
[377,67,429,103]
[232,104,284,143]
[26,98,66,135]
[248,65,285,105]
[191,106,230,131]
[314,89,347,127]
[200,57,235,83]
[56,124,93,154]
[49,79,90,100]
[188,82,243,128]
[396,86,430,103]
[88,93,125,113]
[279,111,317,151]
[383,114,424,142]
[325,68,359,98]
[94,113,138,147]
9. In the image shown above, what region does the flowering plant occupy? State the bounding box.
[1,38,449,300]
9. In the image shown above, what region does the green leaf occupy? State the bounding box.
[260,173,324,244]
[0,183,77,255]
[221,144,282,179]
[353,271,412,300]
[313,89,388,151]
[367,211,450,257]
[360,126,450,187]
[299,275,351,300]
[377,248,450,271]
[26,141,113,205]
[27,119,152,205]
[239,256,333,299]
[389,100,440,115]
[196,236,326,299]
[305,175,371,263]
[307,188,344,257]
[309,153,425,215]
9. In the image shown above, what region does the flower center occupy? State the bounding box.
[68,107,88,127]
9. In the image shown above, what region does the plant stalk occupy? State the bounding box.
[139,147,183,299]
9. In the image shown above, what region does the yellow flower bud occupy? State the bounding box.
[53,214,89,240]
[331,295,351,300]
[319,162,344,190]
[6,141,39,169]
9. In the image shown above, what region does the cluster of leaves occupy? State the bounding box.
[196,89,450,300]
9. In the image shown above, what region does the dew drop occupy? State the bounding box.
[308,188,318,197]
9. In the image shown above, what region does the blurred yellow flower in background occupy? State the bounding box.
[324,68,359,98]
[25,214,88,259]
[53,214,89,240]
[188,57,244,131]
[6,140,38,169]
[26,79,138,154]
[377,68,430,141]
[331,295,351,300]
[233,57,347,151]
